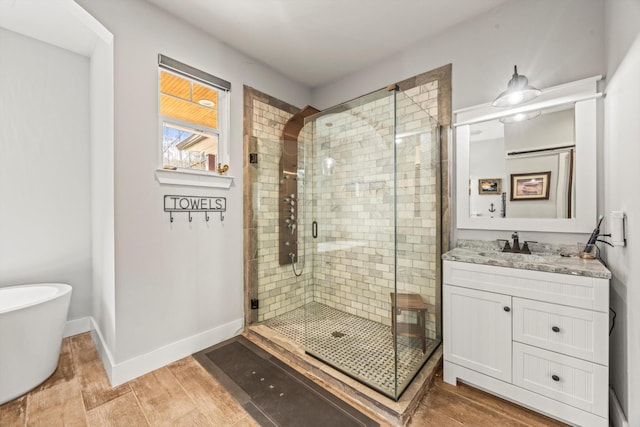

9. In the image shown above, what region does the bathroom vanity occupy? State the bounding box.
[442,244,611,427]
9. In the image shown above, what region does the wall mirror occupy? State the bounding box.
[454,76,601,233]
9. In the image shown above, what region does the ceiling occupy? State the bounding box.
[0,0,99,57]
[0,0,510,87]
[146,0,510,88]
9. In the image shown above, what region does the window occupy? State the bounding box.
[158,55,230,172]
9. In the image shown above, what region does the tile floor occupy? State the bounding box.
[0,332,567,426]
[263,302,440,397]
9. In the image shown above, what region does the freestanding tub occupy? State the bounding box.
[0,283,72,405]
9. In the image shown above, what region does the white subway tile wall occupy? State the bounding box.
[253,100,311,321]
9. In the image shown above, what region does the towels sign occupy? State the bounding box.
[164,195,226,223]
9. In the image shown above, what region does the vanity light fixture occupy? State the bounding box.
[493,65,541,107]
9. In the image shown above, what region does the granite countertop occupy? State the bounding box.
[442,240,612,279]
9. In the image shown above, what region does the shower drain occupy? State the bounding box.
[331,331,345,338]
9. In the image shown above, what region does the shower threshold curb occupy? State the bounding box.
[244,325,442,426]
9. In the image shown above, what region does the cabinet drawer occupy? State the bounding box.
[513,298,608,365]
[513,342,608,417]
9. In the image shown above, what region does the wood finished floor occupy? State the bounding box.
[0,333,567,426]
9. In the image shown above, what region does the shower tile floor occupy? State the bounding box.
[263,302,440,397]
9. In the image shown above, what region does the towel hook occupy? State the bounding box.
[205,212,210,222]
[170,212,174,223]
[188,211,193,222]
[220,211,224,222]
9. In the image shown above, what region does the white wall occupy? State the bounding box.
[75,0,310,372]
[603,1,640,425]
[0,28,92,321]
[313,0,605,245]
[312,0,604,111]
[90,28,116,358]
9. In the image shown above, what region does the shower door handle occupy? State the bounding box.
[312,221,318,239]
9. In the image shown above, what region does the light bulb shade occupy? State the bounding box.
[493,65,541,107]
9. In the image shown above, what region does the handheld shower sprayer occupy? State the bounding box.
[289,252,303,277]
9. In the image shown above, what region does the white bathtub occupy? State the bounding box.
[0,283,72,405]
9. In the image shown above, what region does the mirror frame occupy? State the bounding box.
[454,76,601,233]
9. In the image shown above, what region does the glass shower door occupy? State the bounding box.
[392,89,442,396]
[301,86,441,400]
[302,88,399,397]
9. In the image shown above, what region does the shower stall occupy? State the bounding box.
[250,85,442,400]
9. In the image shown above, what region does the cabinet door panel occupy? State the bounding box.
[444,285,512,382]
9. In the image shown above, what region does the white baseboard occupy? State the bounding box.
[89,317,116,382]
[64,316,92,337]
[609,386,630,427]
[65,315,244,386]
[88,317,243,387]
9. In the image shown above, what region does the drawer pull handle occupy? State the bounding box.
[503,306,511,312]
[552,326,560,333]
[552,374,560,382]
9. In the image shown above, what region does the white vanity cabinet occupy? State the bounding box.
[443,260,610,427]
